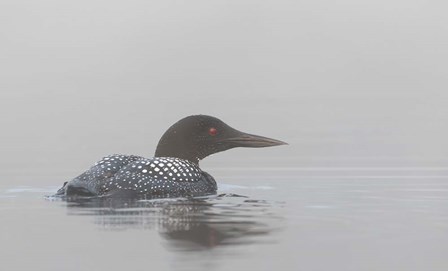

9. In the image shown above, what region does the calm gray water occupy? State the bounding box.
[1,0,448,270]
[1,162,448,270]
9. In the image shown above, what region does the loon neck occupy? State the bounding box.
[154,139,202,165]
[154,150,201,165]
[154,119,208,165]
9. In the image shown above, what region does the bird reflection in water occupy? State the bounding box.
[62,194,283,250]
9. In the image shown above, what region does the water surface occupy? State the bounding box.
[1,166,447,270]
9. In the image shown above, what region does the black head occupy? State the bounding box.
[154,115,287,164]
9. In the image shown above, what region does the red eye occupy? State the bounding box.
[208,127,217,136]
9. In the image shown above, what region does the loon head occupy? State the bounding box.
[154,115,287,164]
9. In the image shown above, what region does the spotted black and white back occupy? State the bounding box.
[61,154,217,198]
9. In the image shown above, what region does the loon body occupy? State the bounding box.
[57,115,286,199]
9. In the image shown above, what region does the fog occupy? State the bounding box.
[1,0,447,181]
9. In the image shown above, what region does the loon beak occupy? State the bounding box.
[221,132,288,148]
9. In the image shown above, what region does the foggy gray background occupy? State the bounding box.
[1,0,447,183]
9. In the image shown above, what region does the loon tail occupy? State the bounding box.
[54,180,96,197]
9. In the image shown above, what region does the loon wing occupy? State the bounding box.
[100,157,215,198]
[58,154,143,197]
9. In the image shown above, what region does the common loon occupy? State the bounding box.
[56,115,286,199]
